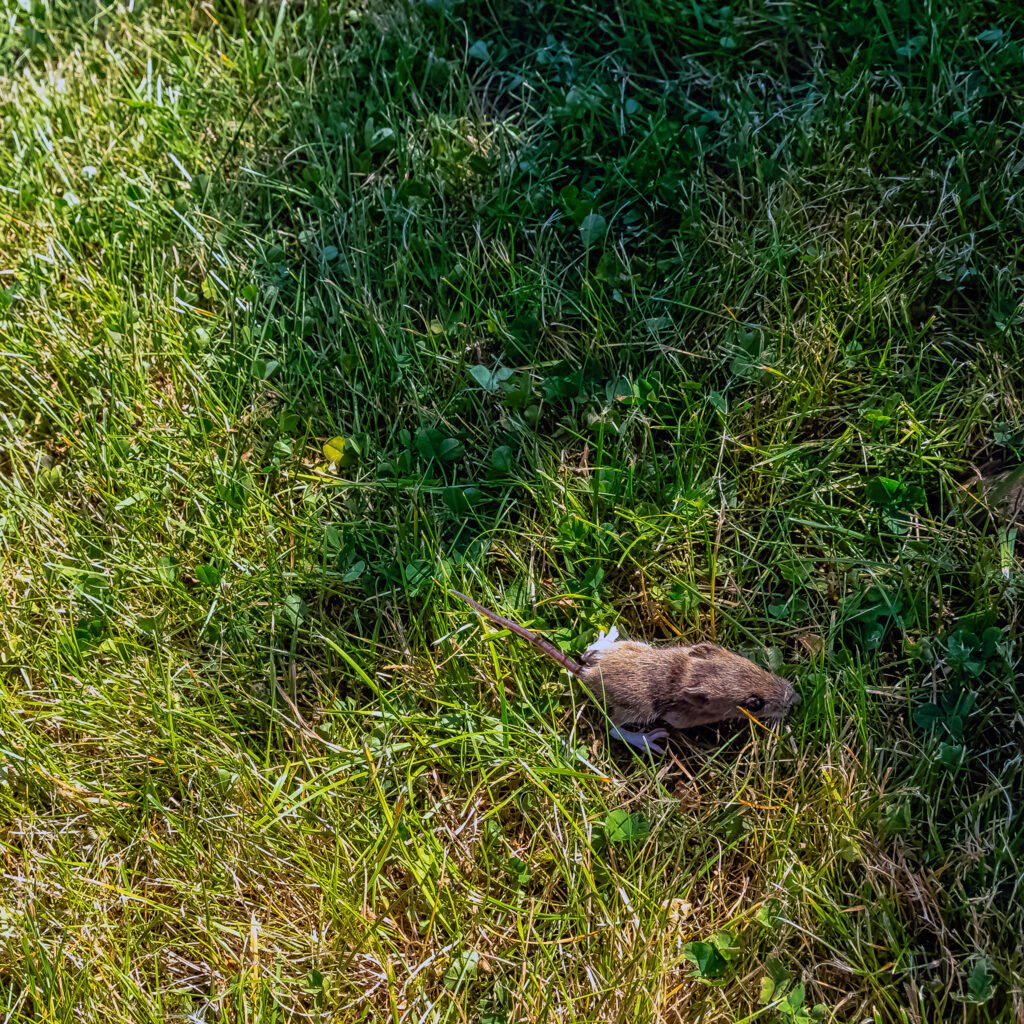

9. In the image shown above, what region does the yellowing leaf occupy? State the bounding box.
[323,436,347,462]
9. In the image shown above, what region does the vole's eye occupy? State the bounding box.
[745,695,765,712]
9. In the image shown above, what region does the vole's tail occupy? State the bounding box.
[449,589,583,677]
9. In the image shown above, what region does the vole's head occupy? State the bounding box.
[659,643,799,729]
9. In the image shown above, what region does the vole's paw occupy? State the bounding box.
[581,625,620,664]
[641,728,669,755]
[610,725,669,756]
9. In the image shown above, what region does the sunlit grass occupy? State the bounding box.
[1,1,1022,1021]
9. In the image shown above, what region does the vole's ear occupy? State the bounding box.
[688,643,717,660]
[683,689,710,706]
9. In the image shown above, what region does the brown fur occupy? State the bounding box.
[579,642,797,729]
[450,590,799,734]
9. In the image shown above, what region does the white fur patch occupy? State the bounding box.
[583,625,620,662]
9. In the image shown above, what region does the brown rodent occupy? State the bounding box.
[450,589,799,755]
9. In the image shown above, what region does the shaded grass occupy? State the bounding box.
[1,0,1023,1020]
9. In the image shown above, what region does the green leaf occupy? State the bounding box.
[404,560,432,593]
[414,428,464,464]
[72,617,105,645]
[707,390,728,414]
[251,357,279,379]
[976,28,1004,44]
[764,956,790,984]
[904,483,926,507]
[579,212,607,247]
[195,563,221,587]
[365,121,396,152]
[489,445,513,475]
[137,611,167,636]
[965,958,995,1003]
[711,930,738,961]
[115,488,148,511]
[443,485,485,514]
[156,555,179,584]
[938,742,966,770]
[323,525,343,553]
[756,899,781,930]
[866,475,903,507]
[467,364,515,392]
[443,949,479,989]
[861,408,892,427]
[500,371,533,410]
[606,377,632,403]
[981,626,1004,658]
[604,809,650,843]
[632,378,656,405]
[884,799,912,834]
[437,438,463,461]
[342,560,365,583]
[912,703,944,729]
[468,364,495,389]
[216,479,249,510]
[506,856,531,887]
[783,982,806,1012]
[895,34,927,58]
[683,940,729,978]
[280,594,307,627]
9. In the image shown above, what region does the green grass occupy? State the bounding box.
[1,0,1023,1020]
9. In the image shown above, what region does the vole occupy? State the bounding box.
[450,589,799,755]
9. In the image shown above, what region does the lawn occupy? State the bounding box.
[1,0,1022,1020]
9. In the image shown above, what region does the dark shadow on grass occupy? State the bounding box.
[191,0,1024,1015]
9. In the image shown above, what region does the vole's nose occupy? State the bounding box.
[791,689,801,707]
